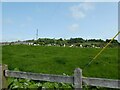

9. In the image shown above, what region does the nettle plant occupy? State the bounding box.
[8,78,103,90]
[8,78,73,89]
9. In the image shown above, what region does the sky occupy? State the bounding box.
[1,0,120,2]
[1,2,119,42]
[0,3,2,42]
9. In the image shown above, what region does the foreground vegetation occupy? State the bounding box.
[2,45,119,89]
[8,78,119,90]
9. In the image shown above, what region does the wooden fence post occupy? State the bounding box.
[0,64,8,90]
[74,68,82,90]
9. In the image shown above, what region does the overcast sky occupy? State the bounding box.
[1,2,119,42]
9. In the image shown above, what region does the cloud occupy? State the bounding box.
[68,23,80,32]
[4,18,14,24]
[20,24,26,28]
[1,0,119,2]
[20,16,33,28]
[70,2,94,20]
[26,16,33,21]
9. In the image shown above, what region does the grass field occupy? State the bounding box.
[0,46,2,64]
[2,45,119,79]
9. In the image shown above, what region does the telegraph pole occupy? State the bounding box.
[36,29,38,40]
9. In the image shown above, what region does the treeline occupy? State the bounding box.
[25,38,119,48]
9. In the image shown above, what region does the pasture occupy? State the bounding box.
[2,45,119,79]
[0,46,2,64]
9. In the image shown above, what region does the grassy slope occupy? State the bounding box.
[0,46,2,64]
[2,45,119,79]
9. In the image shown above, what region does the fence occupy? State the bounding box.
[0,64,120,89]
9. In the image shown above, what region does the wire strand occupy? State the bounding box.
[83,31,120,71]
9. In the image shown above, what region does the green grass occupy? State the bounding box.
[0,46,2,64]
[2,45,119,79]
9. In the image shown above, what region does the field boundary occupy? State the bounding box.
[0,64,120,89]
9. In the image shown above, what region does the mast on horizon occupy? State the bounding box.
[36,29,38,40]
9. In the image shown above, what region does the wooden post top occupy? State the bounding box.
[74,68,82,72]
[74,68,82,89]
[0,64,8,67]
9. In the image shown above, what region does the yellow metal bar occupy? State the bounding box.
[83,31,120,70]
[93,31,120,60]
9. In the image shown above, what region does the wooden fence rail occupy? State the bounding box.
[0,64,120,89]
[82,77,120,89]
[5,70,74,84]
